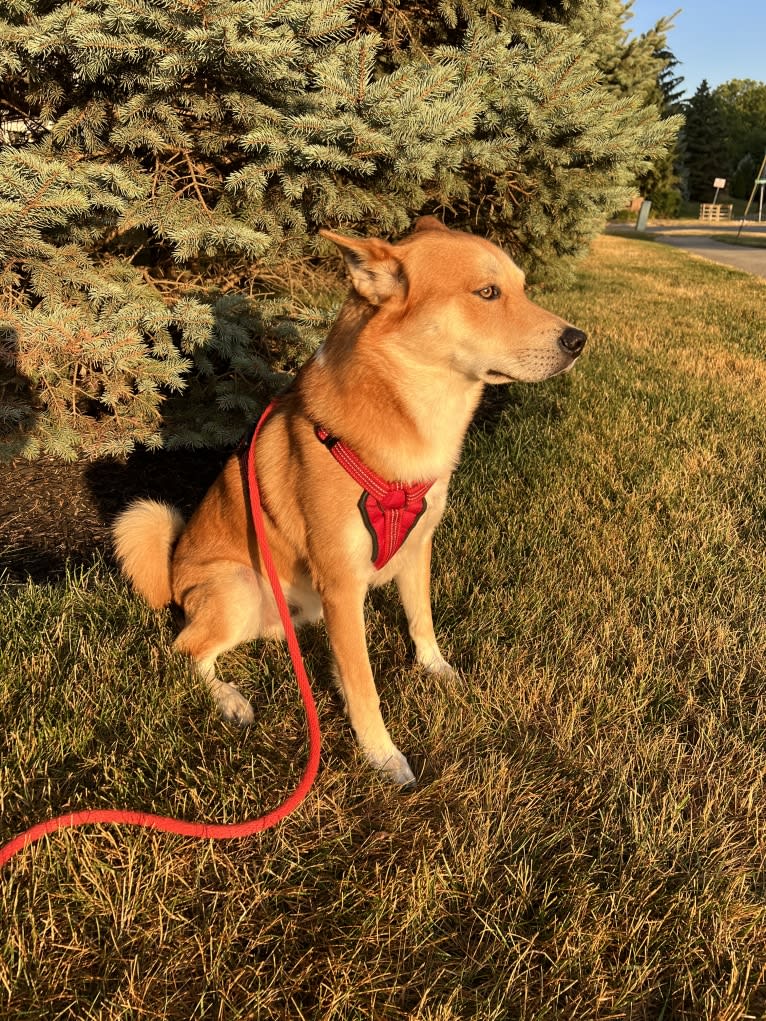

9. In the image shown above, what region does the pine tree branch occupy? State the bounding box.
[14,168,64,224]
[161,150,216,219]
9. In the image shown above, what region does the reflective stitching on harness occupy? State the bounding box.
[315,425,434,569]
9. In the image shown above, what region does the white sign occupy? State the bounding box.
[713,178,726,189]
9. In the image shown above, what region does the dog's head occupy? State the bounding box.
[320,218,586,384]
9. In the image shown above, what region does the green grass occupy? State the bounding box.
[711,233,766,249]
[3,236,766,1019]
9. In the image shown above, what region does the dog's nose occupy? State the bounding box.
[558,327,587,356]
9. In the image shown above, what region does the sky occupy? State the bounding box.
[627,0,765,97]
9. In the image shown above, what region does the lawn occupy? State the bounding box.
[713,233,766,249]
[2,236,766,1019]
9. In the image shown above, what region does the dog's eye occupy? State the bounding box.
[475,285,501,300]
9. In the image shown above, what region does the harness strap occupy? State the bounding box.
[315,426,434,569]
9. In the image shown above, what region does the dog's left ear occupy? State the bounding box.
[320,230,406,306]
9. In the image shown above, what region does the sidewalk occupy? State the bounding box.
[607,221,766,280]
[654,233,766,279]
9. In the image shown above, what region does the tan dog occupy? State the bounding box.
[113,218,586,785]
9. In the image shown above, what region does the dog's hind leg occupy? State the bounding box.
[395,538,455,677]
[173,563,268,726]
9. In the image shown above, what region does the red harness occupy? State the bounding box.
[315,426,434,569]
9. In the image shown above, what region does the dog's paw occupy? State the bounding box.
[212,680,255,727]
[365,743,417,787]
[417,648,457,678]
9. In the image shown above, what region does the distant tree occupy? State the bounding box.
[731,153,758,201]
[655,48,686,118]
[714,79,766,199]
[638,45,685,214]
[682,80,730,202]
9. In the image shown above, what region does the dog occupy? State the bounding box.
[113,217,586,786]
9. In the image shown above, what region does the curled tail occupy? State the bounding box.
[113,499,185,608]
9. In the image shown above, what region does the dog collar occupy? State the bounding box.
[315,425,434,569]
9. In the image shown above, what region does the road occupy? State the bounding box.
[608,222,766,280]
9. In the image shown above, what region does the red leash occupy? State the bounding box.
[0,401,320,870]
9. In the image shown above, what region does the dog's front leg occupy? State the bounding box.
[395,537,456,677]
[322,585,416,786]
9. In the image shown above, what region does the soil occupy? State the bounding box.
[0,446,229,584]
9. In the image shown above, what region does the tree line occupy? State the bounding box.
[682,79,766,204]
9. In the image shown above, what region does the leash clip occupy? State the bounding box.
[314,425,340,450]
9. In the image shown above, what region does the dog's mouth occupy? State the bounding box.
[483,369,516,383]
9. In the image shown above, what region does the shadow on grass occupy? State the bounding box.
[1,446,230,585]
[471,377,569,435]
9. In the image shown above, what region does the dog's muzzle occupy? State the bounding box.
[558,327,587,357]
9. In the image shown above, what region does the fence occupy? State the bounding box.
[699,203,733,222]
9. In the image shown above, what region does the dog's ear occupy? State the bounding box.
[414,215,450,233]
[320,230,406,305]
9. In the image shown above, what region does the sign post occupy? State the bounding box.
[635,199,652,232]
[737,153,766,237]
[713,177,726,205]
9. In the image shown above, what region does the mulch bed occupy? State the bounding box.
[0,447,229,584]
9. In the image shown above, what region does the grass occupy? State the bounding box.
[2,236,766,1019]
[712,233,766,249]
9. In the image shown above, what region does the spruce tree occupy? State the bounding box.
[636,47,685,214]
[682,80,730,202]
[565,0,684,214]
[0,0,679,460]
[362,0,681,269]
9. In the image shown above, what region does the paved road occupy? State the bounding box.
[652,233,766,279]
[608,222,766,279]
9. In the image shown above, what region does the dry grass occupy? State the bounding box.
[2,236,766,1019]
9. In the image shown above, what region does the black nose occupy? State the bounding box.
[558,327,587,356]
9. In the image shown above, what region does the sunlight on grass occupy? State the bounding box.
[2,237,766,1018]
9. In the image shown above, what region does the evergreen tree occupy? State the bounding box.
[564,0,684,214]
[682,80,730,202]
[637,46,685,214]
[572,0,674,106]
[0,0,679,459]
[452,2,678,267]
[363,0,682,264]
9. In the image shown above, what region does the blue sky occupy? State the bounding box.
[628,0,765,96]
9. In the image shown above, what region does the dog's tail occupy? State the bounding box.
[113,499,185,609]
